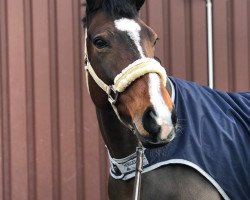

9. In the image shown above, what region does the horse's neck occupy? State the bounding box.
[96,107,138,159]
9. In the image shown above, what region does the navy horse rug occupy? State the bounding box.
[109,77,250,200]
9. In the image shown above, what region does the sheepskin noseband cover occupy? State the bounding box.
[114,58,167,93]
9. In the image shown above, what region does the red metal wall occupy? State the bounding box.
[142,0,250,91]
[0,0,249,200]
[0,0,108,199]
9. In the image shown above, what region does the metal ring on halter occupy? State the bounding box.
[107,86,119,105]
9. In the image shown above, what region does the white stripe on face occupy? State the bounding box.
[148,73,173,139]
[114,18,145,58]
[115,18,173,139]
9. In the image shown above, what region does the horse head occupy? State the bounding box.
[84,0,177,148]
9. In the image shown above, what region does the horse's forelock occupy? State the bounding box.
[85,0,139,23]
[103,0,138,19]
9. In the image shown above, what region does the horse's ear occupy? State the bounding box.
[135,0,145,11]
[86,0,102,11]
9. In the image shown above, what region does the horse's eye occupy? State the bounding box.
[93,37,108,49]
[154,38,159,46]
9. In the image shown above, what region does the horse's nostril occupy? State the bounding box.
[142,107,161,136]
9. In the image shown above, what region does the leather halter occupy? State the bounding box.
[84,30,168,130]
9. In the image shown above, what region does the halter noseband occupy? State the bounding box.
[84,30,167,129]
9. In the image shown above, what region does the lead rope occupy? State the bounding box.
[132,142,144,200]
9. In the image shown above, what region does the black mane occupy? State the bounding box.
[83,0,138,27]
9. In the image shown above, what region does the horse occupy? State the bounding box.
[83,0,250,199]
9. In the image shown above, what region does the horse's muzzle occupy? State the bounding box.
[134,129,175,148]
[134,107,177,148]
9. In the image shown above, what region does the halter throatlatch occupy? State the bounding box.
[84,30,167,129]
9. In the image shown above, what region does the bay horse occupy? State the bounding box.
[83,0,250,199]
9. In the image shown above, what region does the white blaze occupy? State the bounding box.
[148,73,173,139]
[114,18,145,58]
[114,18,173,139]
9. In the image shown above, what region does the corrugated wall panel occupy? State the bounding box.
[0,0,108,199]
[0,0,11,199]
[213,0,231,91]
[0,0,250,200]
[73,1,85,200]
[143,0,208,84]
[32,0,53,199]
[232,0,249,91]
[144,0,250,90]
[7,0,29,199]
[214,0,250,91]
[57,0,79,198]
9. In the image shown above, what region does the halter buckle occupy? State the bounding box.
[108,86,118,105]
